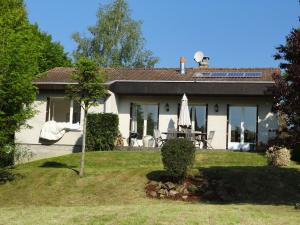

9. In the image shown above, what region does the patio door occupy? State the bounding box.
[228,106,257,151]
[189,105,207,133]
[131,104,159,140]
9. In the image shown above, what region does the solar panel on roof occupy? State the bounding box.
[210,72,227,77]
[192,72,263,78]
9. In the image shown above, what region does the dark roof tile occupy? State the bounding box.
[35,67,280,84]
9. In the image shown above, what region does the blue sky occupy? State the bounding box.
[25,0,299,68]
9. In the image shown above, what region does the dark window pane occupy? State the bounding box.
[146,105,158,136]
[244,107,257,143]
[230,107,241,142]
[194,106,206,132]
[50,98,70,122]
[136,105,144,139]
[73,101,81,124]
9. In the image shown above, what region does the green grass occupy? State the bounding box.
[1,151,300,225]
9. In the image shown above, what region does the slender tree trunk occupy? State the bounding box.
[79,108,88,177]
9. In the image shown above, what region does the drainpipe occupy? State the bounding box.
[180,56,186,75]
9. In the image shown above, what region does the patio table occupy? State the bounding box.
[162,131,207,148]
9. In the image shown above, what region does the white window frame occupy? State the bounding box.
[131,103,159,138]
[48,97,81,124]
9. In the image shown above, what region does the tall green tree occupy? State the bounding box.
[0,0,71,165]
[32,25,72,73]
[67,58,107,177]
[273,27,300,144]
[72,0,159,68]
[0,0,39,149]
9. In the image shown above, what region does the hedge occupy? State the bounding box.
[86,113,119,151]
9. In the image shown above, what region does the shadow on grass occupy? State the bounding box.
[147,170,173,182]
[39,162,79,175]
[146,166,300,205]
[198,166,300,205]
[0,169,23,185]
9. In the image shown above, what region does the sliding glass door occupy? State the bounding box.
[131,104,159,139]
[189,105,207,132]
[228,106,257,151]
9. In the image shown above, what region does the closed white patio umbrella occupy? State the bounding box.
[178,93,191,129]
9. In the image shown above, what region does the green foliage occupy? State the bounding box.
[266,146,290,167]
[72,0,159,68]
[32,25,72,73]
[0,145,14,167]
[67,57,107,108]
[86,113,119,151]
[0,0,39,150]
[0,0,71,166]
[66,57,107,176]
[161,139,195,182]
[273,26,300,144]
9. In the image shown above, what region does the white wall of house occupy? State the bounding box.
[15,93,105,154]
[116,95,278,148]
[16,91,278,152]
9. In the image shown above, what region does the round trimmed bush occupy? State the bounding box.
[266,145,290,167]
[161,138,195,182]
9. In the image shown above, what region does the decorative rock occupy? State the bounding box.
[165,182,176,190]
[148,180,158,186]
[295,203,300,210]
[169,190,178,197]
[182,195,188,200]
[157,182,163,189]
[149,191,157,198]
[176,185,184,192]
[183,188,189,195]
[159,194,165,199]
[158,188,168,196]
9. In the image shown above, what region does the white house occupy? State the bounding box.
[15,62,280,157]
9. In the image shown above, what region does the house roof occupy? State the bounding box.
[35,67,280,96]
[36,67,279,83]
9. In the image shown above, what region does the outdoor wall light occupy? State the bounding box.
[165,103,170,112]
[214,104,219,112]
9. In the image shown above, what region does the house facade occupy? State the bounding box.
[15,65,280,156]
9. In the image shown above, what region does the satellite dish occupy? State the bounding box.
[194,51,204,63]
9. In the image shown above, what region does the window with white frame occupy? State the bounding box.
[131,103,159,139]
[46,97,81,124]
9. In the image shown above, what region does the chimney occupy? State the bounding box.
[180,56,186,75]
[199,56,210,68]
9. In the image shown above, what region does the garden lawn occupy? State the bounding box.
[1,151,300,225]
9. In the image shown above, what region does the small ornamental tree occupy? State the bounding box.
[67,57,107,177]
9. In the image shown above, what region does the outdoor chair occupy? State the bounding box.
[194,132,204,149]
[186,129,196,143]
[166,128,177,140]
[153,129,167,147]
[129,132,138,147]
[203,131,215,149]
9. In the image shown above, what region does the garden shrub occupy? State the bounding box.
[266,145,290,167]
[86,113,119,151]
[161,138,195,182]
[0,145,14,168]
[291,142,300,163]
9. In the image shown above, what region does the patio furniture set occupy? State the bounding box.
[155,129,215,149]
[129,94,215,149]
